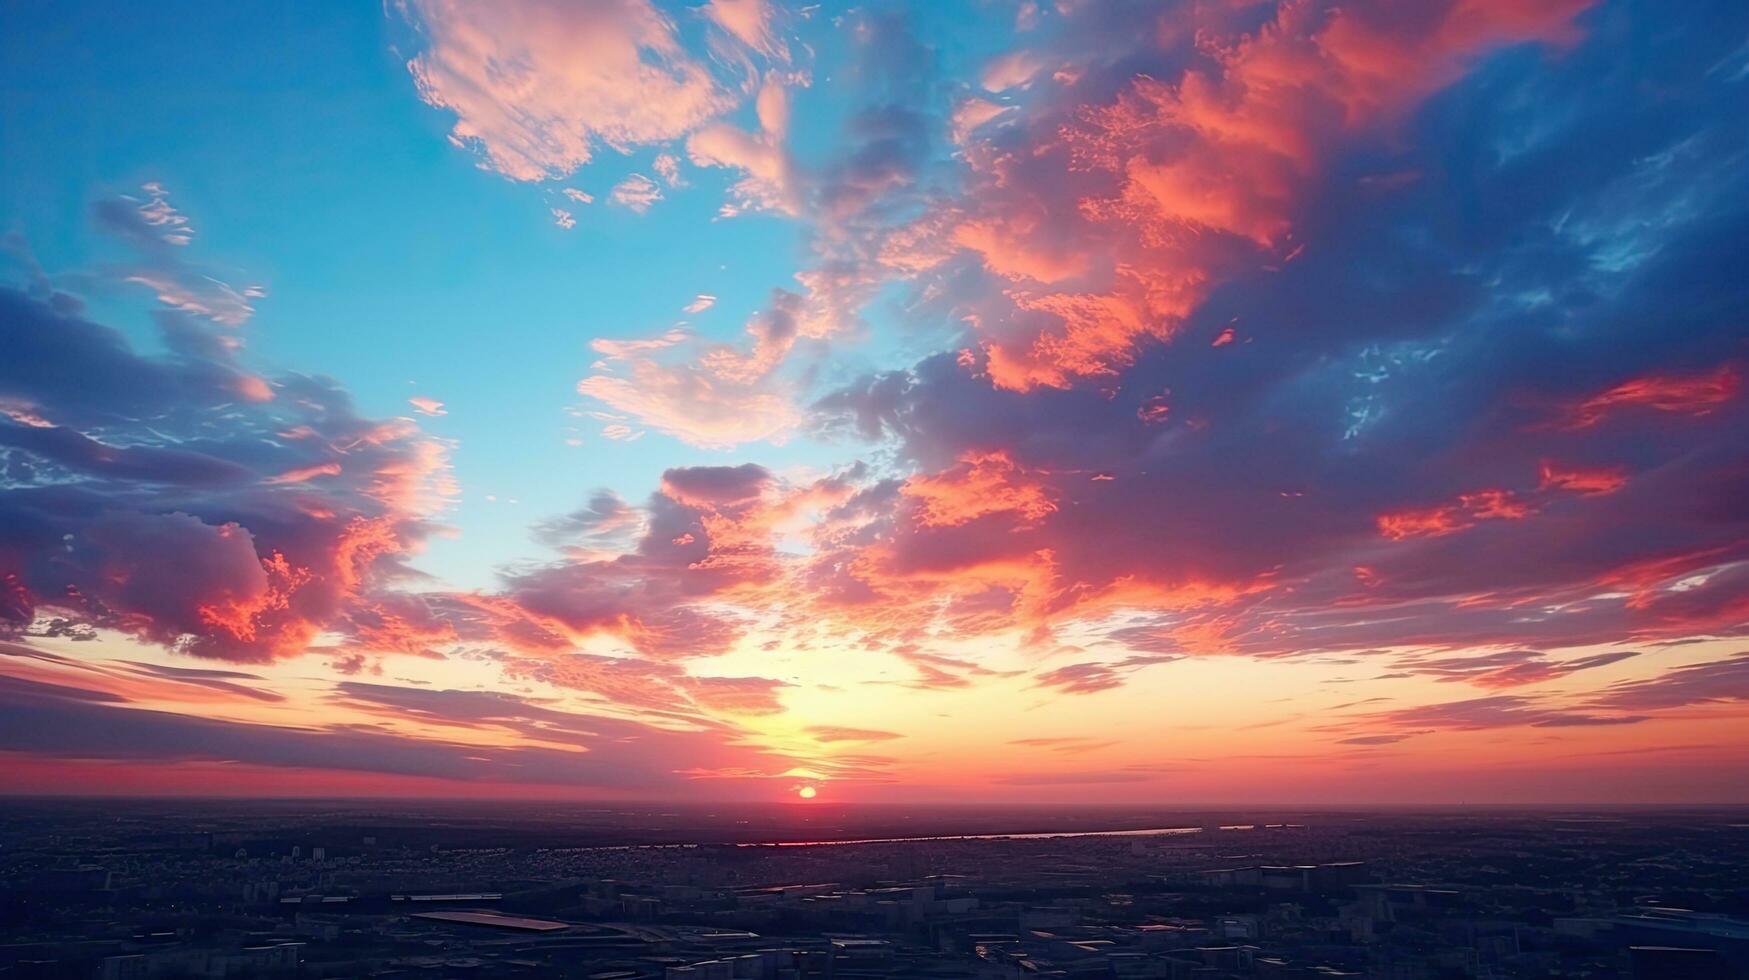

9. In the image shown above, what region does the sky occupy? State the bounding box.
[1,0,1747,805]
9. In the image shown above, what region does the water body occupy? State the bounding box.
[740,825,1209,848]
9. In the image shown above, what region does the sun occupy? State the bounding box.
[797,785,818,799]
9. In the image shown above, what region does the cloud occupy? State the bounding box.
[808,725,903,743]
[1389,649,1641,689]
[686,78,799,216]
[1340,695,1649,737]
[1033,655,1177,695]
[900,451,1056,529]
[473,465,782,658]
[1538,460,1627,495]
[535,489,646,558]
[92,184,265,328]
[609,173,664,213]
[0,199,453,662]
[678,674,788,715]
[408,395,447,416]
[0,641,285,706]
[401,0,733,181]
[1555,365,1740,429]
[1337,734,1415,745]
[1587,652,1749,712]
[1315,693,1671,749]
[1377,489,1534,540]
[1008,736,1117,754]
[895,0,1593,390]
[980,50,1048,92]
[118,661,286,703]
[992,770,1158,785]
[0,422,255,486]
[884,647,1010,690]
[0,669,801,793]
[133,183,194,245]
[578,358,799,449]
[449,463,888,681]
[9,0,1749,801]
[578,292,815,447]
[801,0,1749,665]
[703,0,787,63]
[653,152,686,187]
[950,96,1014,146]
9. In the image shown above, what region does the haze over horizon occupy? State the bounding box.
[2,0,1747,805]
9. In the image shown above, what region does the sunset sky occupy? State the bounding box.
[2,0,1747,803]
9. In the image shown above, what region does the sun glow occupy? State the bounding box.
[797,785,817,799]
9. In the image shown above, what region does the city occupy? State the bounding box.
[3,803,1747,978]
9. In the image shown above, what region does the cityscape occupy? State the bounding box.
[4,802,1749,979]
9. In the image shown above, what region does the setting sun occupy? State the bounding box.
[797,786,818,800]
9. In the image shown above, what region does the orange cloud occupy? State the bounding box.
[408,395,446,417]
[1538,460,1627,495]
[901,451,1057,529]
[1378,489,1534,540]
[950,0,1592,390]
[1557,364,1740,429]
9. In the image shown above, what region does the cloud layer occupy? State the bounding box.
[4,0,1748,800]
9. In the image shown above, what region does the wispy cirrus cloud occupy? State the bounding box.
[1333,695,1650,742]
[808,725,903,743]
[0,667,802,795]
[1586,652,1749,712]
[1388,650,1641,689]
[93,184,266,329]
[1033,655,1178,695]
[609,173,664,213]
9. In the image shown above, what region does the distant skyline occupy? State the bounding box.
[2,0,1747,803]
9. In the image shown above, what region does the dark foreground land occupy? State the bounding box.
[2,801,1747,978]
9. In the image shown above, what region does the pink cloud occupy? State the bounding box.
[402,0,732,181]
[609,173,664,213]
[653,152,686,187]
[950,96,1014,146]
[686,79,798,216]
[703,0,788,63]
[578,293,812,448]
